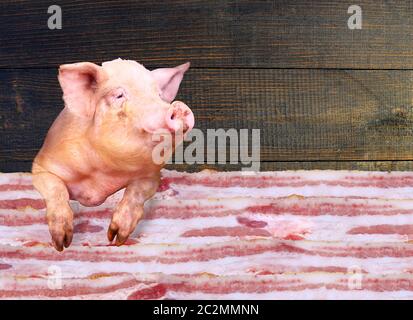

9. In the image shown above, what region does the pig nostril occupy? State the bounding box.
[167,103,193,133]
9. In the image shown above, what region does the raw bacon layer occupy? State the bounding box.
[1,169,413,299]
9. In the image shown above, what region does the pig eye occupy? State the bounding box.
[111,88,126,102]
[106,88,126,107]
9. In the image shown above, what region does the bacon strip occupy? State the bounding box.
[1,169,413,299]
[158,170,413,200]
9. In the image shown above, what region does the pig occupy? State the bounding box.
[31,59,194,251]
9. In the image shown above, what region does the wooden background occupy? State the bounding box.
[1,0,413,172]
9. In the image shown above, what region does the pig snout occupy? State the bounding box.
[165,101,194,134]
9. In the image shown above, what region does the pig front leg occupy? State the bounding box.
[32,163,74,251]
[108,177,159,245]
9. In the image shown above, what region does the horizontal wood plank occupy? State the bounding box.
[1,68,413,172]
[0,0,413,69]
[167,161,413,172]
[3,160,413,173]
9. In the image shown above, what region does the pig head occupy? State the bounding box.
[31,59,194,251]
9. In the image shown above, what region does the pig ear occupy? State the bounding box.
[58,62,106,116]
[151,62,190,103]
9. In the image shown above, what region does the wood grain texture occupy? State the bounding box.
[1,67,413,173]
[3,161,413,173]
[166,161,413,172]
[0,0,413,69]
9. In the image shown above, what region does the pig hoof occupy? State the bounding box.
[50,227,73,252]
[47,205,74,251]
[48,222,73,252]
[107,222,131,246]
[50,231,73,251]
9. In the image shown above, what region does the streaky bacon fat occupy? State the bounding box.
[2,169,413,299]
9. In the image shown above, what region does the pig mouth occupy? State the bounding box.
[145,120,193,150]
[167,121,191,145]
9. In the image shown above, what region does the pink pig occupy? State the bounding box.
[31,59,194,251]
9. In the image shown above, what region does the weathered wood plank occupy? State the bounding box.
[178,68,413,162]
[3,160,413,173]
[167,161,413,172]
[1,68,413,171]
[0,0,412,69]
